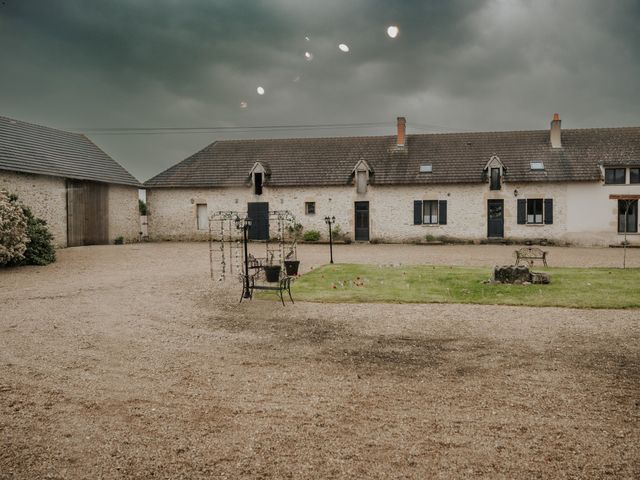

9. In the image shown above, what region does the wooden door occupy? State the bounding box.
[247,202,269,240]
[487,199,504,238]
[67,180,109,246]
[354,201,370,241]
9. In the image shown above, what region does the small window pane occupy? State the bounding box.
[490,168,501,190]
[526,199,543,224]
[305,202,315,215]
[196,204,208,230]
[605,168,626,184]
[356,171,367,193]
[630,168,640,184]
[618,200,638,233]
[530,161,545,170]
[254,172,263,195]
[422,200,438,225]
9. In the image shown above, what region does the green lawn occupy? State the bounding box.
[287,264,640,309]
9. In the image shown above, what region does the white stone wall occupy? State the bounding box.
[566,181,640,247]
[0,170,67,247]
[146,179,639,246]
[108,185,141,244]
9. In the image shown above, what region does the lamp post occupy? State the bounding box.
[235,215,253,298]
[324,215,335,264]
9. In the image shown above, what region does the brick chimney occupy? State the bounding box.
[396,117,406,147]
[550,113,561,148]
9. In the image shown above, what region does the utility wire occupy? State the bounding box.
[74,121,392,134]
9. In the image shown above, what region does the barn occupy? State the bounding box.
[0,115,141,247]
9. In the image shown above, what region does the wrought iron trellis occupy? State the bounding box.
[208,209,297,283]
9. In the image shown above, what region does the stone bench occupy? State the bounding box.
[514,247,548,267]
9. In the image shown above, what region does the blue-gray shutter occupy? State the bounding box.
[438,200,447,225]
[517,199,527,224]
[544,198,553,224]
[413,200,422,225]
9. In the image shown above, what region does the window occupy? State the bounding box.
[490,167,501,190]
[305,201,315,215]
[423,200,439,225]
[526,199,543,224]
[630,168,640,184]
[618,200,638,233]
[419,164,433,173]
[530,161,545,170]
[196,204,208,230]
[356,170,367,193]
[414,200,447,225]
[254,172,263,195]
[605,168,626,184]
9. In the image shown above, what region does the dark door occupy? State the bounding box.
[487,199,504,238]
[354,201,370,241]
[247,202,269,240]
[66,180,109,246]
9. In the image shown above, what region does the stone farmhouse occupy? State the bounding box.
[0,115,141,247]
[145,115,640,247]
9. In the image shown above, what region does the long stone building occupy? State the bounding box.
[0,115,141,247]
[144,115,640,247]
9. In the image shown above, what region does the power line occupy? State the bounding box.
[74,121,393,135]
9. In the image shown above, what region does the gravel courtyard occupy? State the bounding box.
[1,243,639,479]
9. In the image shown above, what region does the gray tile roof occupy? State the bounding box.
[144,125,640,188]
[0,115,140,187]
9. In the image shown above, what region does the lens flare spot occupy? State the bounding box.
[256,86,265,95]
[304,51,313,61]
[387,25,399,38]
[305,36,310,41]
[338,43,350,52]
[239,101,248,108]
[293,75,301,83]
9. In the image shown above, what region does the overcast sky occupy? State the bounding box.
[1,0,639,181]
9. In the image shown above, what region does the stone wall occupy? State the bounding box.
[0,170,67,247]
[146,179,638,246]
[108,185,141,244]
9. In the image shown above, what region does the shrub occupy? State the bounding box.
[303,230,321,242]
[287,222,304,239]
[138,199,148,215]
[18,205,56,266]
[0,190,28,265]
[114,236,124,245]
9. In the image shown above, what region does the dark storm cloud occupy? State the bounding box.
[0,0,639,181]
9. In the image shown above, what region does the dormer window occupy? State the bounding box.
[254,172,263,195]
[490,167,501,190]
[352,159,372,194]
[530,161,545,171]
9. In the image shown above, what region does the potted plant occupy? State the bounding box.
[263,251,281,282]
[284,223,303,275]
[284,242,300,276]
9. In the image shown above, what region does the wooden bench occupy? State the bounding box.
[514,247,548,267]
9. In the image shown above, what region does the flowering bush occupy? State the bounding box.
[0,190,29,265]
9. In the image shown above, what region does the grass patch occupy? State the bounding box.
[288,264,640,309]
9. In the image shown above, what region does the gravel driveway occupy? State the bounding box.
[1,242,638,479]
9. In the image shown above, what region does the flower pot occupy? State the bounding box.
[284,260,300,276]
[263,265,281,283]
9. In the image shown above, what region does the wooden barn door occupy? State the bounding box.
[67,180,109,246]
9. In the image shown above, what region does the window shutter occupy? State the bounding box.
[517,199,526,224]
[413,200,422,225]
[544,198,553,224]
[438,200,447,225]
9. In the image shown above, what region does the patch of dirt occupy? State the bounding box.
[0,242,639,479]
